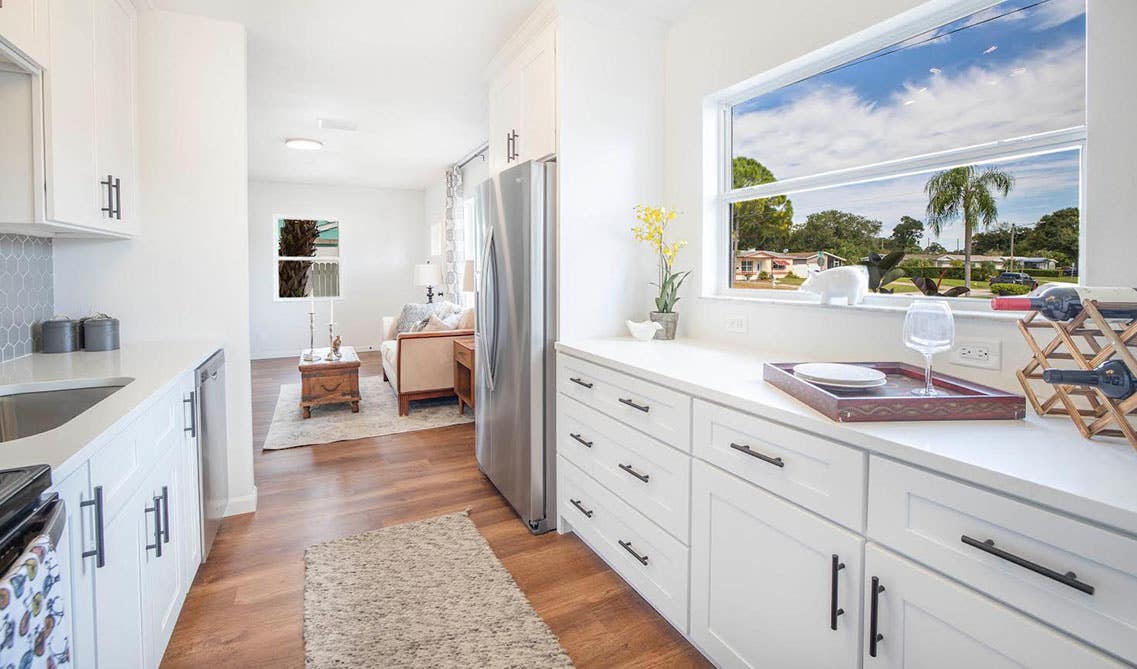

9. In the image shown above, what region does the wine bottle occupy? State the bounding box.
[1043,360,1136,400]
[991,284,1137,321]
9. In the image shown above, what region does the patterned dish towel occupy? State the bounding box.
[0,534,69,668]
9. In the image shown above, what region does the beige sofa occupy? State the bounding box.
[380,313,473,416]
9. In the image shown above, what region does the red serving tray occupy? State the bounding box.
[763,362,1026,422]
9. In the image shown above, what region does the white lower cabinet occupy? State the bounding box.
[690,460,863,669]
[863,543,1124,668]
[53,370,203,669]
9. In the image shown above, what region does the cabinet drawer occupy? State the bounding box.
[558,395,690,542]
[868,456,1137,663]
[693,399,866,531]
[558,455,689,632]
[454,345,473,369]
[556,354,691,451]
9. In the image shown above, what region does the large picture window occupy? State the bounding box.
[275,218,341,299]
[721,0,1086,299]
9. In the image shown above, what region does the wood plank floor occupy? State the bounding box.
[161,352,710,668]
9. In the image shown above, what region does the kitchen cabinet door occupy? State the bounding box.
[690,461,863,669]
[43,0,98,228]
[862,544,1125,669]
[518,25,555,163]
[0,0,48,65]
[94,479,149,669]
[92,0,137,233]
[52,464,97,669]
[142,438,187,669]
[179,380,203,580]
[488,69,520,174]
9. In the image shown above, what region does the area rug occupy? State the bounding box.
[262,376,473,450]
[303,512,575,669]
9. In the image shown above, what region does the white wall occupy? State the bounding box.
[248,181,425,359]
[54,10,257,514]
[556,1,667,340]
[660,0,1135,390]
[422,178,445,260]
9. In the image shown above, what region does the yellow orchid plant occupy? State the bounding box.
[633,205,690,314]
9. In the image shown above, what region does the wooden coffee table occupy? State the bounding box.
[298,346,361,418]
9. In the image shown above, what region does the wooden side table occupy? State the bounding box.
[298,346,361,418]
[453,337,475,415]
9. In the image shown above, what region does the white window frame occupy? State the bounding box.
[272,214,343,302]
[703,0,1088,315]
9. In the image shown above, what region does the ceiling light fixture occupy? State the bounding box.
[285,138,324,151]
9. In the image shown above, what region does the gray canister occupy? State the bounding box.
[42,318,81,353]
[83,316,120,351]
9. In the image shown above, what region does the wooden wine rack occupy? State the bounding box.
[1016,300,1137,451]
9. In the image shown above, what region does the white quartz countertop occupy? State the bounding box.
[0,341,221,481]
[556,337,1137,537]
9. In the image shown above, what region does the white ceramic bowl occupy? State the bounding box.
[626,319,662,341]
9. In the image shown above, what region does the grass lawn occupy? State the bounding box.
[734,272,1073,298]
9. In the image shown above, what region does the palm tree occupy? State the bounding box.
[924,166,1014,289]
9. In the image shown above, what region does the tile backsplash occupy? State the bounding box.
[0,235,53,362]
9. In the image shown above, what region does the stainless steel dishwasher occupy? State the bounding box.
[195,350,228,559]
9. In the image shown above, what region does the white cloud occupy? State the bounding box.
[733,40,1086,181]
[1031,0,1085,31]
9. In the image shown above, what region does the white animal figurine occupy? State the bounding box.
[626,319,663,341]
[799,266,869,306]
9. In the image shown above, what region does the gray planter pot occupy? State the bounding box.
[649,311,679,340]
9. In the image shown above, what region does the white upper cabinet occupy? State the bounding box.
[0,0,49,65]
[36,0,138,236]
[488,22,555,174]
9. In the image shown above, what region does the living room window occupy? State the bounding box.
[275,218,341,299]
[716,0,1086,301]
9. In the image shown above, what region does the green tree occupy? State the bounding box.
[890,216,924,251]
[731,157,794,253]
[789,210,882,261]
[277,219,319,298]
[1022,207,1079,263]
[924,166,1015,288]
[923,241,948,254]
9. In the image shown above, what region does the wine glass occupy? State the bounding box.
[903,301,955,396]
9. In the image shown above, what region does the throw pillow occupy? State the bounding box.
[457,307,475,330]
[421,314,460,332]
[394,303,441,335]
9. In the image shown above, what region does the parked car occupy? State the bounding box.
[991,271,1039,289]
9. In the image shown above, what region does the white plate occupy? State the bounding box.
[798,376,889,390]
[793,363,887,386]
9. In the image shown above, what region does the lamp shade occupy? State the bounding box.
[462,260,475,292]
[413,263,443,287]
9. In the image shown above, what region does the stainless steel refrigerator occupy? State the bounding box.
[474,159,557,534]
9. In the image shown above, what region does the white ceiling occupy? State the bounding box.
[154,0,696,191]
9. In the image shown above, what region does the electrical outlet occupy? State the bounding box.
[951,338,1001,370]
[725,314,748,334]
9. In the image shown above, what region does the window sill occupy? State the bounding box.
[702,290,1023,323]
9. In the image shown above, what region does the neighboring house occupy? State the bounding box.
[734,250,846,280]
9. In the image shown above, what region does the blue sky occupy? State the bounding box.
[732,0,1085,240]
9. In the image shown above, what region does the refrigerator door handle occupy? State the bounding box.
[478,227,497,392]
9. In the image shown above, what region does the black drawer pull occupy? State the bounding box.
[618,397,650,413]
[830,554,845,631]
[730,442,784,468]
[961,535,1095,595]
[569,377,593,389]
[570,498,593,518]
[618,539,649,565]
[869,576,884,657]
[618,463,650,483]
[80,486,106,568]
[569,433,593,448]
[145,496,163,558]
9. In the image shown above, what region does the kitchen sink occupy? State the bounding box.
[0,378,133,442]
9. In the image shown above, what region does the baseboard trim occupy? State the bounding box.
[224,487,258,516]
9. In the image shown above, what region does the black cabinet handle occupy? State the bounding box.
[569,377,593,389]
[569,433,593,448]
[100,175,115,217]
[112,176,122,219]
[508,130,519,160]
[570,498,593,518]
[618,463,650,483]
[961,535,1094,595]
[618,539,649,566]
[505,132,513,162]
[869,576,884,657]
[730,442,784,468]
[145,496,163,558]
[184,392,197,437]
[618,397,650,413]
[830,554,845,631]
[161,486,171,544]
[80,486,106,568]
